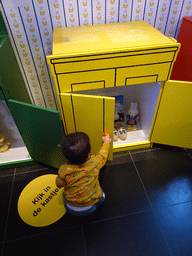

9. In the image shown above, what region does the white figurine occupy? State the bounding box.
[126,102,140,131]
[114,111,119,122]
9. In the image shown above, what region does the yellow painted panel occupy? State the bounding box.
[54,51,175,74]
[113,142,152,152]
[72,81,104,92]
[58,69,115,92]
[52,21,180,56]
[116,63,171,86]
[60,93,115,159]
[59,93,76,135]
[50,47,178,64]
[126,75,157,85]
[46,57,60,95]
[151,80,192,149]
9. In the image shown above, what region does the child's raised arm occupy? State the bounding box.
[95,134,112,168]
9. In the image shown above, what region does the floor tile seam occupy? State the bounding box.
[1,168,16,256]
[129,153,173,255]
[0,167,49,178]
[15,167,53,175]
[130,147,162,155]
[184,148,192,159]
[3,224,82,243]
[129,230,172,256]
[82,209,149,226]
[112,148,162,158]
[113,152,130,158]
[81,225,87,256]
[153,200,192,211]
[0,174,15,178]
[148,210,174,256]
[129,153,152,205]
[151,200,192,255]
[0,169,16,178]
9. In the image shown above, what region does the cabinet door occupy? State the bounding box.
[8,99,66,168]
[60,93,115,160]
[151,80,192,149]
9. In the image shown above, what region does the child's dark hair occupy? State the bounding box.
[61,132,91,165]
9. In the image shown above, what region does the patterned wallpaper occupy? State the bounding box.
[0,0,192,110]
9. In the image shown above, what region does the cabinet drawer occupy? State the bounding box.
[53,50,176,74]
[57,69,115,92]
[116,62,171,86]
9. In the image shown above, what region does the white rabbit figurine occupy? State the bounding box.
[126,102,140,131]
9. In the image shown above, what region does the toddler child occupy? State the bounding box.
[56,132,112,216]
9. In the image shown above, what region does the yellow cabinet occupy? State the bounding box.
[47,21,192,156]
[47,21,180,94]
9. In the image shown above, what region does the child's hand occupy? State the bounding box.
[102,134,112,144]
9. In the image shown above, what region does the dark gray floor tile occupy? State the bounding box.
[97,160,151,218]
[83,210,171,256]
[2,226,85,256]
[185,148,192,158]
[0,175,14,242]
[0,242,3,256]
[130,144,162,154]
[154,202,192,256]
[0,167,15,177]
[131,147,192,209]
[16,162,57,174]
[107,151,131,165]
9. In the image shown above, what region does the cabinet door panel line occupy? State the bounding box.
[71,80,105,92]
[58,94,69,135]
[103,98,105,134]
[114,69,117,87]
[57,69,116,93]
[125,75,158,85]
[70,95,105,134]
[70,94,77,132]
[71,94,105,132]
[116,63,172,86]
[56,73,62,94]
[126,75,158,81]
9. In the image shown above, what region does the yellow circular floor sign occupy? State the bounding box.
[18,174,66,227]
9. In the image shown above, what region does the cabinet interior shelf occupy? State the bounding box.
[0,100,31,165]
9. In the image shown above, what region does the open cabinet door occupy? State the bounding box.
[8,99,66,168]
[151,80,192,149]
[60,93,115,160]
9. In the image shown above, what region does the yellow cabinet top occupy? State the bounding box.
[52,21,179,57]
